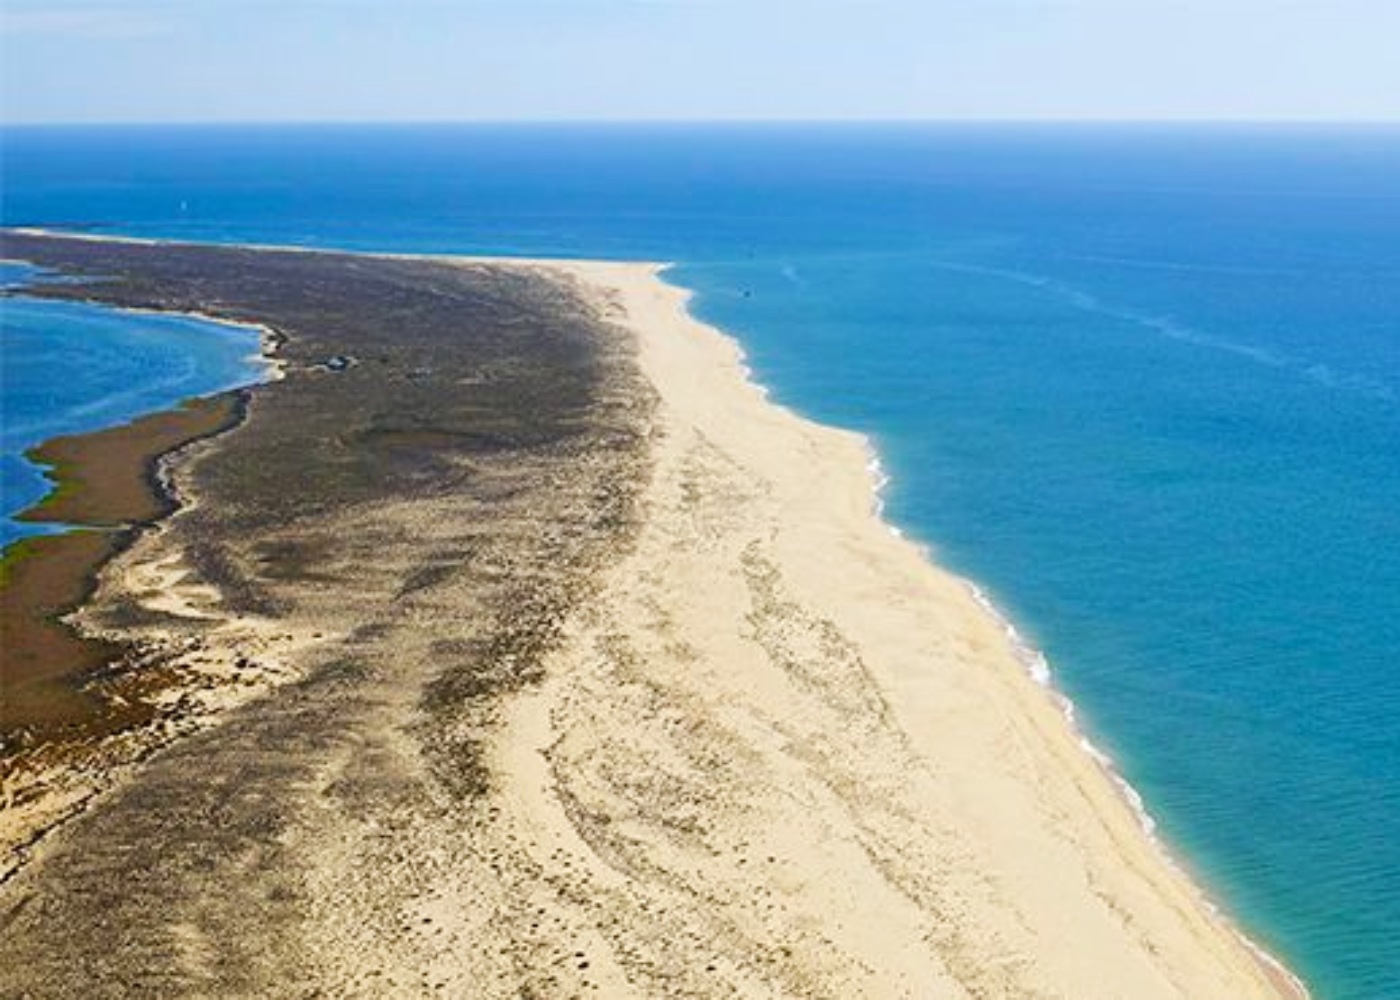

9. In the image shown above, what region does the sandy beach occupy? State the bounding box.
[0,232,1302,997]
[509,260,1302,998]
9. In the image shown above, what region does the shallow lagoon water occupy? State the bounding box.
[1,261,265,545]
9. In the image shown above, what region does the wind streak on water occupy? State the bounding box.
[927,260,1399,405]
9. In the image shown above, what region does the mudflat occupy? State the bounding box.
[4,394,244,748]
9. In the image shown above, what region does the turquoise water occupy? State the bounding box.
[3,124,1398,998]
[1,262,266,545]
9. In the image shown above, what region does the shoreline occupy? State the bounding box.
[1,279,278,753]
[553,258,1308,998]
[886,478,1309,997]
[0,231,662,993]
[0,390,256,879]
[625,262,1306,996]
[857,427,1306,993]
[1,290,279,539]
[624,267,1310,997]
[2,271,280,875]
[851,382,1317,998]
[679,266,1309,999]
[0,229,1306,996]
[2,393,250,738]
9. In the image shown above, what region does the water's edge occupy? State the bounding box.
[655,264,1312,1000]
[1,266,280,549]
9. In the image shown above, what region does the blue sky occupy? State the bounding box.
[2,0,1397,123]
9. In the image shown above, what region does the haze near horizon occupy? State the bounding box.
[2,0,1398,125]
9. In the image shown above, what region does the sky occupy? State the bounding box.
[2,0,1398,124]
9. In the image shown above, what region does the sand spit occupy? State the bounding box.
[0,231,1300,998]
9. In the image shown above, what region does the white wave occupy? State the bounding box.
[865,448,891,515]
[860,434,1174,855]
[671,266,1312,999]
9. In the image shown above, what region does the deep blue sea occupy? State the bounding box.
[2,124,1397,998]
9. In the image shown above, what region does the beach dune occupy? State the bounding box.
[0,233,1300,997]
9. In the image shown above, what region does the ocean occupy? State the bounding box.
[2,123,1397,998]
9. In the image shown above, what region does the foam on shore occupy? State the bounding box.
[849,427,1312,997]
[822,306,1308,1000]
[562,257,1308,999]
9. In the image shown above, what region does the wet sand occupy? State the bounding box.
[0,231,1302,998]
[20,394,244,528]
[3,395,245,744]
[2,529,126,736]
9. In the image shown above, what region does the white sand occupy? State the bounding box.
[479,258,1305,998]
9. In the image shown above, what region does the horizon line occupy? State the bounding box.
[3,116,1398,130]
